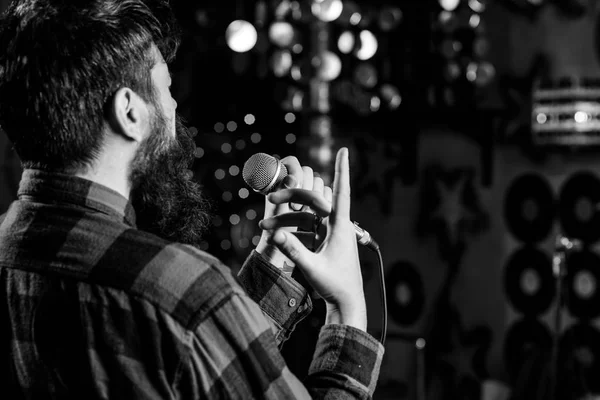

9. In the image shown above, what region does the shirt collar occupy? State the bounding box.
[17,169,137,227]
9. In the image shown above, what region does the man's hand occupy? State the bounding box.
[258,148,367,332]
[254,156,332,275]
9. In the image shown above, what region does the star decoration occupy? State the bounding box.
[352,138,404,215]
[416,165,489,264]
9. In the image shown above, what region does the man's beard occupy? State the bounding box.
[129,112,211,246]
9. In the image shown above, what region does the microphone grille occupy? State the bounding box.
[242,153,287,193]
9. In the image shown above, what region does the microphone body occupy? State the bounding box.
[243,153,379,251]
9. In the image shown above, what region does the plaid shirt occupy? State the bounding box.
[0,169,384,399]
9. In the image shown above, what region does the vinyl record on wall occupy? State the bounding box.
[504,246,554,316]
[503,318,552,382]
[504,173,555,243]
[565,250,600,320]
[386,260,425,326]
[558,323,600,394]
[559,171,600,244]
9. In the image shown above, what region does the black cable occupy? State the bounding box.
[374,247,387,346]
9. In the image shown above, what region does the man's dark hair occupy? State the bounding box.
[0,0,181,171]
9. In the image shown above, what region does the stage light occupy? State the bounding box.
[251,132,262,143]
[270,50,293,77]
[229,165,240,176]
[354,63,378,88]
[536,113,547,124]
[286,133,297,144]
[285,112,296,123]
[378,7,403,31]
[337,1,362,26]
[575,111,589,123]
[229,214,241,225]
[221,143,232,153]
[222,192,233,202]
[439,11,459,32]
[468,0,486,13]
[466,61,496,86]
[440,39,462,58]
[356,30,378,60]
[226,20,258,53]
[226,121,237,131]
[440,0,461,11]
[311,0,343,22]
[268,21,298,48]
[469,14,481,28]
[246,209,257,220]
[370,96,381,112]
[215,169,226,180]
[338,31,355,54]
[380,84,402,109]
[283,87,305,111]
[314,51,342,81]
[444,61,462,81]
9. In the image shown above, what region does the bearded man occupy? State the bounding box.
[0,0,384,398]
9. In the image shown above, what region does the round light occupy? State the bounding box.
[221,143,232,154]
[354,63,378,88]
[214,122,224,133]
[575,111,589,123]
[378,7,402,31]
[215,169,226,180]
[246,209,257,220]
[356,30,378,60]
[251,132,262,143]
[220,240,231,250]
[311,0,343,22]
[244,114,255,125]
[194,147,205,158]
[226,121,237,132]
[536,113,547,124]
[229,165,240,176]
[468,0,486,13]
[226,20,258,53]
[268,21,297,48]
[380,84,402,109]
[338,31,355,54]
[229,214,241,225]
[286,133,297,144]
[285,112,296,123]
[238,188,249,198]
[270,50,293,77]
[439,0,460,11]
[314,51,342,81]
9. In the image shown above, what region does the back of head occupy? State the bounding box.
[0,0,181,172]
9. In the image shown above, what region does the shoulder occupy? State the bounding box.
[90,228,244,330]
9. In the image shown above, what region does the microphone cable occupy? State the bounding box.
[368,243,387,346]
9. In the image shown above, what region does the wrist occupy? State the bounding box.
[255,240,295,276]
[325,303,367,332]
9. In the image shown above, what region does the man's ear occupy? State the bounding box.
[106,87,149,143]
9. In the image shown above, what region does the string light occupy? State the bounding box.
[286,133,297,144]
[222,191,233,202]
[215,169,226,180]
[226,20,258,53]
[246,209,257,220]
[226,121,238,132]
[214,122,224,133]
[250,132,262,143]
[238,188,249,199]
[284,113,296,123]
[229,165,240,176]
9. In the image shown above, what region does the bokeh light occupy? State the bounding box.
[226,20,258,53]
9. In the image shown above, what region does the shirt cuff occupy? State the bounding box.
[309,324,385,397]
[237,250,312,345]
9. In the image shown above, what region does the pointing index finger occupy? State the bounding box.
[331,147,351,220]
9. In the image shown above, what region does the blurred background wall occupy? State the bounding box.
[3,0,600,399]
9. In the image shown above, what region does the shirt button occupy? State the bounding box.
[288,298,297,307]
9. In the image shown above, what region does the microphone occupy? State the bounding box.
[243,152,379,251]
